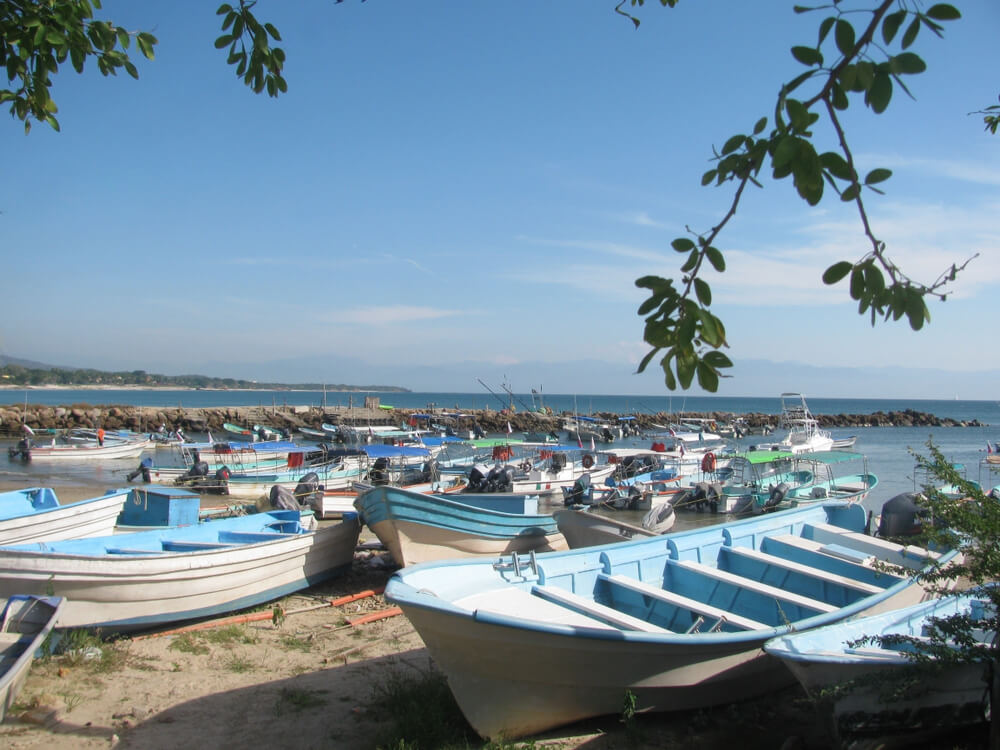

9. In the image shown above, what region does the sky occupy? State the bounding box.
[2,1,998,398]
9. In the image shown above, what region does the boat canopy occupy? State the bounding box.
[793,450,864,465]
[362,444,429,458]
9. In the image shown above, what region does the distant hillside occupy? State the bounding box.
[0,358,408,392]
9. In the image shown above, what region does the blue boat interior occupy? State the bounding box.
[4,510,309,555]
[523,509,923,636]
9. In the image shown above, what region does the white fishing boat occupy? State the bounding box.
[553,507,663,548]
[764,392,834,454]
[8,428,150,462]
[0,487,131,546]
[0,510,361,630]
[385,499,958,739]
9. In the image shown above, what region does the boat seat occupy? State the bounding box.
[106,547,170,555]
[160,540,239,551]
[531,584,667,633]
[721,545,883,595]
[671,559,838,614]
[804,522,940,568]
[599,573,768,631]
[217,530,298,544]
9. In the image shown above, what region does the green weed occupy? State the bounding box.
[369,669,474,750]
[168,633,209,655]
[274,687,328,715]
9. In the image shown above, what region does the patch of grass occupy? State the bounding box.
[201,625,259,646]
[279,634,312,653]
[369,669,475,750]
[223,652,256,673]
[274,687,329,715]
[168,633,210,655]
[58,691,84,713]
[53,629,134,673]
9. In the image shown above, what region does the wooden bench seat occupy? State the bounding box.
[160,540,238,551]
[531,584,667,633]
[106,547,169,555]
[672,559,838,614]
[722,545,883,595]
[599,573,768,631]
[805,522,939,568]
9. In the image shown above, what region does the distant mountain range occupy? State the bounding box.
[2,354,995,400]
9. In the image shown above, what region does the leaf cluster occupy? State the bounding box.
[1,0,156,132]
[215,1,285,97]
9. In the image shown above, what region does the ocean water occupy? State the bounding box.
[2,389,997,531]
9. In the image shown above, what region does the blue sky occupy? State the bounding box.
[2,1,998,398]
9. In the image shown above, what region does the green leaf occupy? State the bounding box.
[841,183,860,201]
[819,151,852,181]
[264,23,282,41]
[834,19,856,56]
[215,35,233,49]
[822,261,853,285]
[926,4,961,21]
[705,246,725,272]
[867,72,892,113]
[882,10,906,44]
[662,359,677,390]
[901,16,920,49]
[889,52,926,75]
[696,361,719,393]
[722,134,745,155]
[694,278,712,306]
[818,16,835,44]
[791,46,822,66]
[830,82,849,110]
[864,168,892,185]
[636,348,658,375]
[701,169,717,186]
[698,311,723,347]
[671,237,695,253]
[849,267,865,300]
[753,117,767,135]
[216,3,234,15]
[680,250,699,273]
[703,350,733,369]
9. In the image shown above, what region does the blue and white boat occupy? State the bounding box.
[0,487,131,546]
[385,500,958,739]
[0,595,64,722]
[764,586,996,742]
[0,510,361,631]
[354,485,567,567]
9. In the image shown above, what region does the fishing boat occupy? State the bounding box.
[506,448,616,497]
[668,450,808,515]
[0,510,361,631]
[764,586,996,743]
[0,595,65,722]
[0,487,131,546]
[782,451,878,505]
[553,507,663,548]
[385,500,958,739]
[354,485,567,566]
[222,422,254,439]
[764,392,834,454]
[7,428,150,462]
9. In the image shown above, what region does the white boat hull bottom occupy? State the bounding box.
[0,492,128,546]
[369,519,567,567]
[405,582,935,740]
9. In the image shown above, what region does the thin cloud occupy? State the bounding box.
[866,154,1000,187]
[323,305,470,325]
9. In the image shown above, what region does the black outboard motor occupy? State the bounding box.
[486,465,514,492]
[551,452,567,472]
[763,482,790,510]
[562,472,592,506]
[472,424,486,439]
[602,427,614,442]
[8,437,32,461]
[467,464,490,492]
[293,471,323,509]
[370,457,390,485]
[270,485,301,511]
[127,457,154,483]
[877,492,927,537]
[421,459,440,483]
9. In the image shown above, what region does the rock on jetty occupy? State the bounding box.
[0,402,984,438]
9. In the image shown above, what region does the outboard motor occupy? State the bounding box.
[562,472,592,506]
[877,492,927,538]
[421,459,440,483]
[642,501,676,534]
[602,427,614,442]
[763,482,790,510]
[467,464,490,492]
[127,457,154,483]
[486,465,514,492]
[369,457,390,485]
[8,437,32,462]
[269,485,301,511]
[472,424,486,439]
[550,452,567,472]
[293,471,323,509]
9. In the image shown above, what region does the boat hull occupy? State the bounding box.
[0,489,130,545]
[387,502,956,739]
[553,508,659,548]
[0,515,361,630]
[0,595,64,722]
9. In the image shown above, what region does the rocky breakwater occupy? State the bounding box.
[0,403,985,438]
